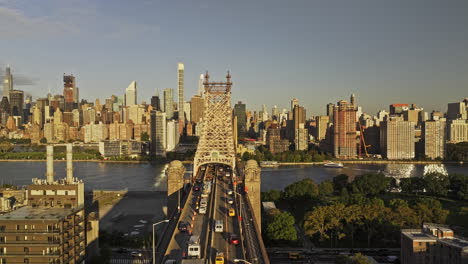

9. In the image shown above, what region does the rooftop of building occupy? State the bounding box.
[439,237,468,251]
[401,229,437,242]
[0,205,83,221]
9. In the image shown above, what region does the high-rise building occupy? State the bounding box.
[0,96,10,125]
[350,93,356,106]
[125,81,137,106]
[326,103,334,121]
[3,66,13,100]
[63,74,77,110]
[380,116,415,160]
[447,119,468,143]
[184,101,191,123]
[151,89,161,111]
[333,100,357,159]
[291,98,299,111]
[271,105,279,120]
[295,125,309,151]
[233,101,247,138]
[423,119,446,160]
[389,103,409,115]
[447,101,468,120]
[293,105,306,129]
[198,74,205,97]
[401,223,468,264]
[315,115,330,140]
[9,89,24,117]
[266,124,289,154]
[153,111,166,155]
[166,119,177,151]
[177,63,184,122]
[191,95,204,124]
[164,88,174,119]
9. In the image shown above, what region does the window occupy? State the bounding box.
[0,226,4,232]
[24,236,28,241]
[24,225,28,230]
[24,248,29,253]
[23,259,29,264]
[0,237,4,243]
[16,236,20,241]
[16,225,20,230]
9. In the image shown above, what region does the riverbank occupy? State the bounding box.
[277,160,464,166]
[0,159,154,163]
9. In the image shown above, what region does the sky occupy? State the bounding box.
[1,0,467,116]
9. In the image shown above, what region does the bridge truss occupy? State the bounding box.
[193,72,236,174]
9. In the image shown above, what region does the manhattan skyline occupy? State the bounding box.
[1,0,467,114]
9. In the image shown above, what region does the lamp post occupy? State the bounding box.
[233,259,253,264]
[152,219,169,264]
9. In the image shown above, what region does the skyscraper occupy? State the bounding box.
[271,105,279,120]
[380,116,415,160]
[151,111,167,156]
[333,100,357,159]
[423,119,446,160]
[233,101,247,138]
[164,88,174,119]
[198,74,205,97]
[191,95,204,123]
[151,89,161,111]
[291,98,299,111]
[177,63,184,122]
[293,105,306,129]
[3,66,13,100]
[63,74,75,105]
[9,89,24,117]
[125,81,137,106]
[447,101,468,120]
[326,103,334,121]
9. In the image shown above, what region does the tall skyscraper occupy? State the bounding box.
[447,101,468,120]
[198,74,205,97]
[164,88,174,119]
[125,81,137,106]
[350,93,356,106]
[333,100,357,159]
[271,105,279,120]
[423,119,446,160]
[151,111,167,156]
[326,103,334,121]
[191,95,204,123]
[291,98,299,111]
[234,101,247,138]
[316,115,330,140]
[9,89,24,117]
[293,105,306,129]
[177,63,184,122]
[3,66,13,100]
[380,116,415,160]
[151,89,161,111]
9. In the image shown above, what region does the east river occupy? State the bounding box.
[1,161,467,191]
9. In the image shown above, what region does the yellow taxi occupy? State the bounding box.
[228,208,235,217]
[215,252,224,264]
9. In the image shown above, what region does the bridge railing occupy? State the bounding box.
[244,194,270,264]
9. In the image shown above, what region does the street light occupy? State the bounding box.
[152,219,169,264]
[233,259,253,264]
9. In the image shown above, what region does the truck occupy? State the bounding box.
[187,235,201,258]
[214,220,224,233]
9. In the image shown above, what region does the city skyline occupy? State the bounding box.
[1,0,467,115]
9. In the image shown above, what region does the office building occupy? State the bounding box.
[293,105,306,129]
[295,126,309,151]
[3,66,13,100]
[150,111,166,155]
[125,81,137,106]
[326,103,334,121]
[197,74,205,97]
[333,100,357,159]
[177,63,184,122]
[266,124,289,154]
[271,105,279,120]
[291,98,299,111]
[401,223,468,264]
[390,104,409,115]
[166,119,177,151]
[63,74,78,110]
[184,102,191,123]
[99,140,142,157]
[191,95,204,124]
[151,89,161,111]
[448,119,468,143]
[315,115,330,141]
[380,116,415,160]
[447,101,468,120]
[423,120,446,160]
[164,88,174,119]
[9,89,24,117]
[234,101,247,138]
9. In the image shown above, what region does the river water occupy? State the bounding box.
[1,162,467,191]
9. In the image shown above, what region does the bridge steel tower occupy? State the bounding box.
[193,72,236,174]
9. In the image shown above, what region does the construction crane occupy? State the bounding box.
[358,122,371,158]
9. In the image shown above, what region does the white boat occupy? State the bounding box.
[260,161,279,167]
[323,162,344,168]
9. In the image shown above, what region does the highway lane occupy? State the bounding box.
[210,167,243,263]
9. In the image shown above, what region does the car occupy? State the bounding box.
[227,198,233,204]
[228,208,235,216]
[193,185,200,192]
[215,252,224,264]
[229,234,240,245]
[131,251,142,257]
[199,206,207,214]
[178,221,188,232]
[227,189,233,195]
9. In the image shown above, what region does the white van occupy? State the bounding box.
[199,206,207,214]
[214,220,224,232]
[200,198,208,207]
[187,235,201,258]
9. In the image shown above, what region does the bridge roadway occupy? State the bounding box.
[161,164,244,263]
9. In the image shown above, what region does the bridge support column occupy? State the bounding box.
[166,160,185,217]
[244,159,261,232]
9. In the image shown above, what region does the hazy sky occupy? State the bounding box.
[1,0,467,116]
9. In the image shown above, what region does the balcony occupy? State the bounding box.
[0,240,61,245]
[0,251,61,256]
[0,229,61,234]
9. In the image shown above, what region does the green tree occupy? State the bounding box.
[412,198,449,225]
[350,173,391,196]
[141,132,150,141]
[423,172,449,196]
[448,174,468,200]
[319,180,334,197]
[283,178,319,201]
[265,211,297,241]
[333,174,349,193]
[0,142,13,153]
[261,190,282,202]
[400,177,425,194]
